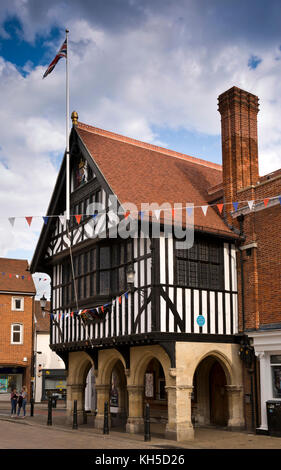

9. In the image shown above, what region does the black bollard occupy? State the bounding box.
[47,396,52,426]
[72,399,78,429]
[103,401,109,435]
[144,403,151,441]
[30,397,34,417]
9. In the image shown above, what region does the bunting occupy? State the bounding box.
[2,194,281,228]
[51,291,130,325]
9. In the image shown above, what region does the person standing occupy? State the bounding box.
[10,389,18,418]
[17,386,27,418]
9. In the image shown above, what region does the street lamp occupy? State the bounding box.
[126,265,135,293]
[126,265,146,298]
[40,294,48,310]
[40,295,63,341]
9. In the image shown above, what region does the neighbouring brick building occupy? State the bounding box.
[218,86,281,433]
[0,258,36,401]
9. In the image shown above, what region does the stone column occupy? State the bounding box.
[66,383,85,425]
[165,385,194,441]
[225,385,244,429]
[94,384,110,430]
[126,385,145,434]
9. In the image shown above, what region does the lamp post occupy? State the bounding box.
[39,295,63,341]
[126,265,135,293]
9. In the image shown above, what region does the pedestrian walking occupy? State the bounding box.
[10,389,18,417]
[17,386,27,418]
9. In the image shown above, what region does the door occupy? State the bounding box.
[209,361,228,426]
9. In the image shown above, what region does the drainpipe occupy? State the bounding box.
[237,215,245,332]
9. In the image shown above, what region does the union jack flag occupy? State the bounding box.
[43,39,67,79]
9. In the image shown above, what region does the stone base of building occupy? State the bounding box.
[126,417,144,434]
[165,423,194,441]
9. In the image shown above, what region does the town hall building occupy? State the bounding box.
[30,85,280,440]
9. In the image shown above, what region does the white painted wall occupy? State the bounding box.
[34,332,65,402]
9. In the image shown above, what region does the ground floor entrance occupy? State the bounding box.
[64,340,244,441]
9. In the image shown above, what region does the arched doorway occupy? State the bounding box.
[143,359,167,433]
[192,355,228,428]
[109,360,128,429]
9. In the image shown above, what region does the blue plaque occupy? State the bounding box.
[197,315,205,326]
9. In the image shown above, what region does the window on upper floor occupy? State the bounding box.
[11,324,23,344]
[175,238,224,290]
[61,240,133,307]
[11,297,24,311]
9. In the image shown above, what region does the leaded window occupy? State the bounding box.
[176,238,224,290]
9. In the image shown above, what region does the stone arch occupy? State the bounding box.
[191,350,233,427]
[130,345,173,388]
[192,349,233,386]
[97,348,127,386]
[67,351,94,385]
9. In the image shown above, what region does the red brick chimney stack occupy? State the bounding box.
[218,86,259,223]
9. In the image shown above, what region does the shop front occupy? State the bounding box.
[41,369,67,401]
[250,329,281,433]
[0,367,25,400]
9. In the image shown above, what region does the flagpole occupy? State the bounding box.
[66,28,70,222]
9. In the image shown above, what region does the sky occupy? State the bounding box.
[0,0,281,297]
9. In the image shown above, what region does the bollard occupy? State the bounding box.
[144,403,151,441]
[103,401,109,435]
[72,399,78,429]
[30,397,34,417]
[47,396,52,426]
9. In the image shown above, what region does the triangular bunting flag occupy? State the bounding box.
[232,202,239,211]
[264,198,269,208]
[248,200,254,211]
[59,215,66,226]
[25,216,32,226]
[8,217,15,227]
[171,208,175,218]
[201,205,208,216]
[217,204,224,214]
[139,211,144,220]
[16,275,19,279]
[186,206,193,217]
[119,296,122,304]
[125,292,128,299]
[75,215,82,224]
[43,216,49,225]
[279,196,281,205]
[124,211,130,219]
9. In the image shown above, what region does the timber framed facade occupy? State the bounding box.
[31,101,246,441]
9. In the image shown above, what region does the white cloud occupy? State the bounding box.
[0,1,281,263]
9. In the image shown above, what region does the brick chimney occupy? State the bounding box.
[218,86,259,222]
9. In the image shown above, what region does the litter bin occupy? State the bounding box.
[51,396,57,408]
[266,400,281,437]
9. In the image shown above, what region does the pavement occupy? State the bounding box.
[0,401,281,450]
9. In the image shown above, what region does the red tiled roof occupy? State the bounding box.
[34,300,50,332]
[0,258,36,294]
[76,122,235,237]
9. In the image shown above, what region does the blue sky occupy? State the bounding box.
[0,0,281,298]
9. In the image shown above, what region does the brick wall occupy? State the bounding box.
[0,293,34,399]
[219,85,281,430]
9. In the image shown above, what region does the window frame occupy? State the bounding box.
[175,237,224,291]
[11,323,23,345]
[11,297,24,312]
